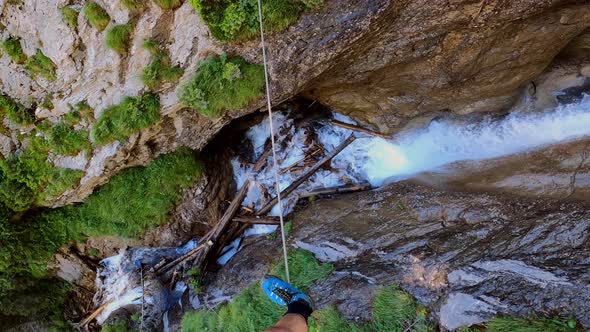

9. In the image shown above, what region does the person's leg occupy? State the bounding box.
[264,314,307,332]
[262,276,314,332]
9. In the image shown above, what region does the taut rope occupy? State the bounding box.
[256,0,291,283]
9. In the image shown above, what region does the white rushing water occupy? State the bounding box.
[94,240,197,325]
[232,95,590,221]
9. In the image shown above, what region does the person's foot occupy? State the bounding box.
[261,275,314,309]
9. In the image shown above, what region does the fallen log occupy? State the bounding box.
[280,148,323,174]
[79,300,112,327]
[330,119,391,139]
[256,135,356,216]
[234,216,281,225]
[299,183,372,198]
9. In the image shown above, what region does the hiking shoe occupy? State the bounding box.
[261,275,313,309]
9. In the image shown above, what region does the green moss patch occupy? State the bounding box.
[92,92,160,145]
[61,6,79,29]
[178,54,264,118]
[1,37,27,64]
[106,24,134,54]
[25,49,57,81]
[153,0,183,10]
[141,41,184,89]
[0,95,35,125]
[189,0,322,42]
[83,1,111,31]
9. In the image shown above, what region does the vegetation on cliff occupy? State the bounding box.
[92,92,161,145]
[61,6,79,29]
[25,49,57,81]
[1,36,26,64]
[0,148,203,326]
[153,0,184,10]
[189,0,323,42]
[141,40,184,89]
[106,24,135,54]
[0,94,35,125]
[178,54,264,117]
[46,123,91,156]
[83,1,111,31]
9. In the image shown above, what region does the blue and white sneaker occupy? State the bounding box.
[261,275,314,309]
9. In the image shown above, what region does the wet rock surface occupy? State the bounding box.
[414,138,590,201]
[204,182,590,330]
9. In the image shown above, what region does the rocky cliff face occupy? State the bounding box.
[1,0,589,208]
[204,181,590,330]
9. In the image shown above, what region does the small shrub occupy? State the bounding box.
[92,92,161,145]
[121,0,145,11]
[61,6,79,29]
[178,54,264,117]
[189,0,323,42]
[83,1,111,31]
[106,24,134,54]
[141,42,183,89]
[24,49,57,81]
[1,37,26,64]
[0,95,35,125]
[152,0,183,10]
[47,123,91,156]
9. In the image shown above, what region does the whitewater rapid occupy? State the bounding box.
[234,95,590,211]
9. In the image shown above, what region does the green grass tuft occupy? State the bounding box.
[24,49,57,81]
[83,1,111,31]
[47,123,91,156]
[0,95,35,125]
[2,36,27,64]
[189,0,323,42]
[121,0,146,11]
[106,24,134,54]
[61,6,79,29]
[486,316,577,332]
[141,41,184,89]
[178,54,264,118]
[368,285,430,332]
[153,0,183,10]
[92,92,161,145]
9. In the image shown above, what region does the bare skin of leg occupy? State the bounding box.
[264,313,308,332]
